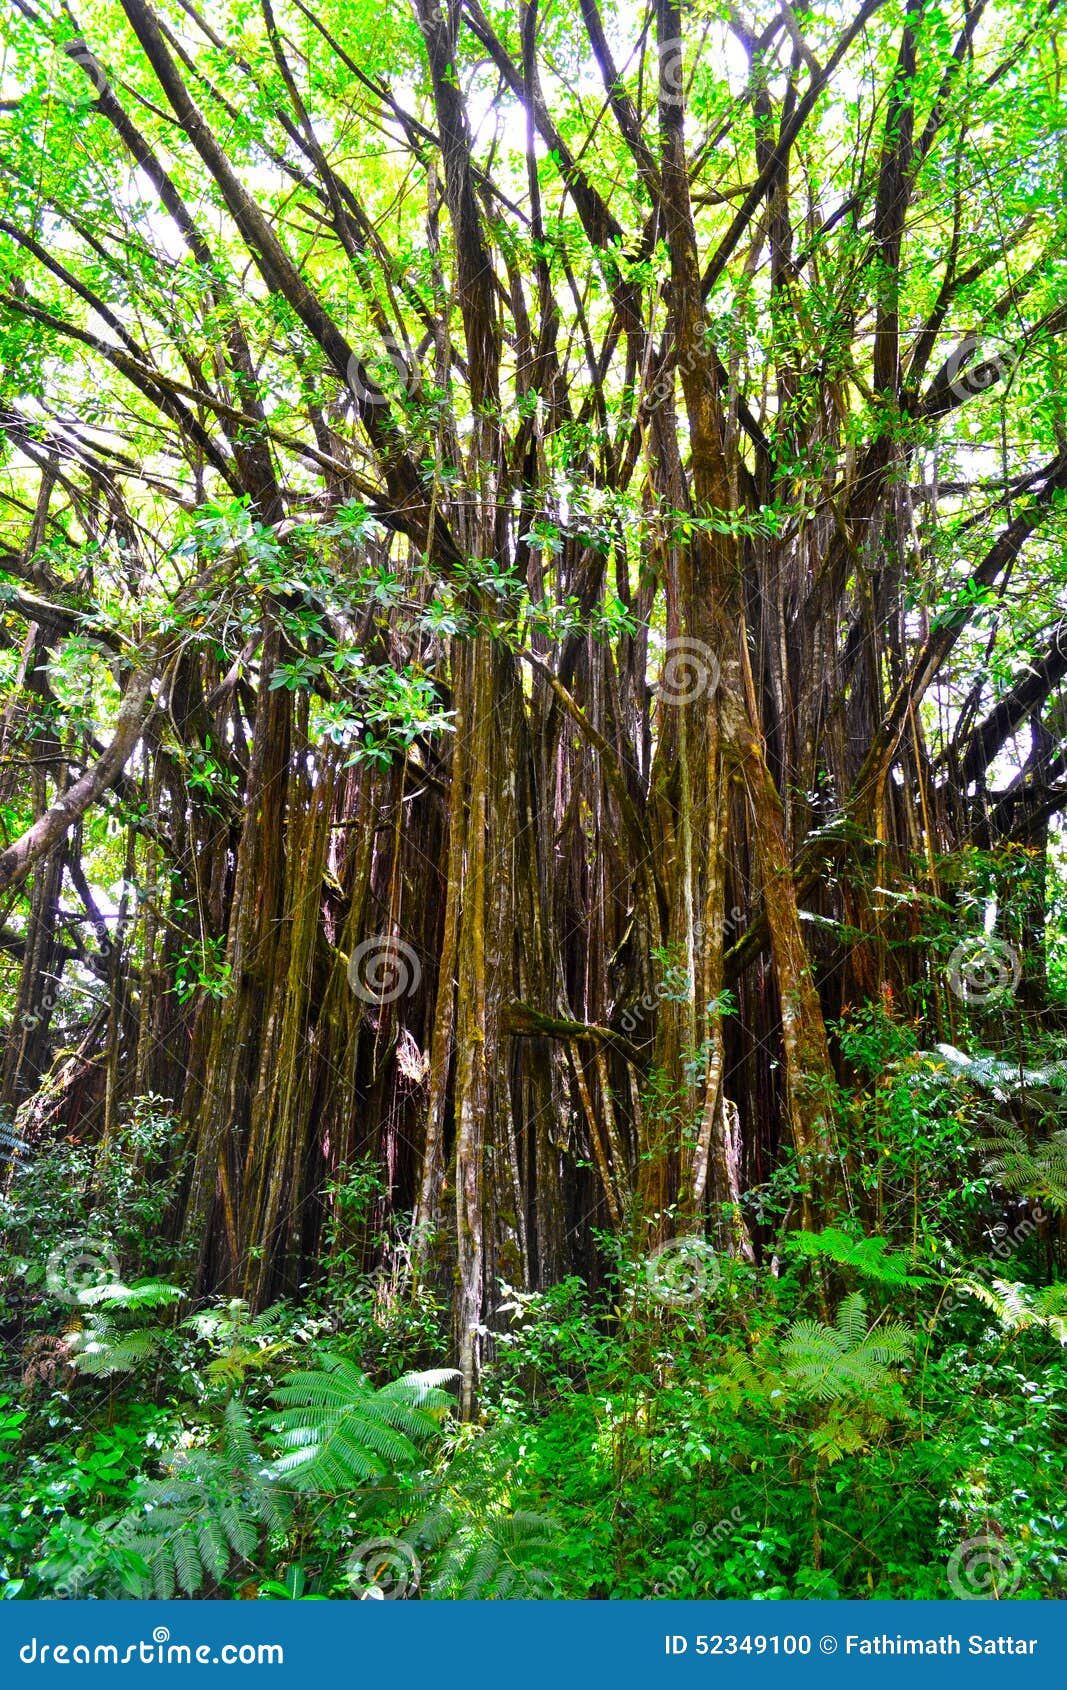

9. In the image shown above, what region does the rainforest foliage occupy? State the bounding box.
[1,0,1067,1600]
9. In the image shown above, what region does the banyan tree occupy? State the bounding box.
[1,0,1065,1403]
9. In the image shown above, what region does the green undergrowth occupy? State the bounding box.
[1,1019,1066,1600]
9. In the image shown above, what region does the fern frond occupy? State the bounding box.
[421,1513,558,1600]
[272,1428,385,1486]
[978,1119,1067,1213]
[382,1368,460,1415]
[413,1504,456,1551]
[79,1279,183,1310]
[835,1291,869,1349]
[70,1327,161,1376]
[222,1395,261,1469]
[782,1295,913,1403]
[789,1228,929,1287]
[491,1510,560,1548]
[0,1124,30,1160]
[411,1474,560,1601]
[150,1548,171,1601]
[959,1276,1067,1343]
[269,1354,448,1492]
[270,1355,370,1407]
[174,1531,203,1597]
[1033,1283,1067,1319]
[932,1044,1067,1100]
[863,1322,913,1364]
[197,1516,230,1583]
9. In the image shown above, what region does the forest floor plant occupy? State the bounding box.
[1,1025,1065,1599]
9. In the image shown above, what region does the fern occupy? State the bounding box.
[399,1434,560,1599]
[186,1299,295,1391]
[958,1276,1067,1343]
[781,1292,913,1402]
[922,1044,1067,1211]
[206,1343,288,1389]
[979,1119,1067,1214]
[80,1279,183,1310]
[0,1122,29,1164]
[110,1399,289,1599]
[703,1346,767,1411]
[788,1227,930,1288]
[775,1294,915,1464]
[270,1356,458,1491]
[105,1358,460,1597]
[69,1325,164,1378]
[931,1044,1067,1101]
[68,1281,183,1378]
[418,1506,559,1599]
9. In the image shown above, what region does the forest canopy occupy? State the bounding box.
[0,0,1066,1603]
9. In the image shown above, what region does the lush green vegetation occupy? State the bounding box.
[2,0,1066,1601]
[3,994,1067,1599]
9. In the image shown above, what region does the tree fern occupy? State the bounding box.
[270,1356,458,1491]
[186,1298,294,1389]
[958,1277,1067,1343]
[0,1121,29,1166]
[68,1281,183,1378]
[97,1357,459,1597]
[397,1434,560,1599]
[979,1120,1067,1213]
[69,1325,164,1378]
[788,1227,930,1288]
[931,1044,1067,1102]
[417,1506,559,1599]
[923,1044,1067,1211]
[781,1292,913,1402]
[79,1279,183,1311]
[703,1346,767,1411]
[110,1399,289,1598]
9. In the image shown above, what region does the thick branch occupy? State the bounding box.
[505,1001,644,1068]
